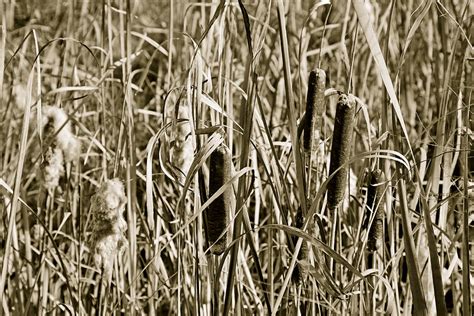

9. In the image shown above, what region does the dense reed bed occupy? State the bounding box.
[0,0,473,315]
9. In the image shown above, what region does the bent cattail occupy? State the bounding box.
[327,94,356,211]
[303,69,326,154]
[90,178,128,282]
[206,144,231,255]
[365,169,385,251]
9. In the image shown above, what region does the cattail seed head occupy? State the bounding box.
[294,209,307,260]
[327,94,356,211]
[39,106,81,191]
[366,169,385,251]
[303,69,326,154]
[291,208,308,284]
[41,146,65,190]
[206,144,232,255]
[90,178,128,282]
[41,106,81,163]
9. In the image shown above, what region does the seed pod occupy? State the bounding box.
[41,146,65,191]
[206,144,232,255]
[90,178,128,282]
[39,106,81,191]
[303,69,326,154]
[366,170,385,251]
[42,106,81,163]
[327,94,356,211]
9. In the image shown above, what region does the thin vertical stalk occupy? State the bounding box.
[461,108,471,316]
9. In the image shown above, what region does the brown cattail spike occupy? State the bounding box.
[303,69,326,154]
[206,144,232,255]
[291,208,308,284]
[366,169,385,251]
[327,94,356,211]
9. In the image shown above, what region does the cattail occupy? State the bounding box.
[41,105,81,163]
[206,144,231,255]
[291,208,308,284]
[327,94,356,211]
[39,106,81,191]
[365,169,385,251]
[303,69,326,154]
[90,178,128,282]
[41,146,65,190]
[171,105,193,183]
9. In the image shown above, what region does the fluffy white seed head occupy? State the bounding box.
[41,105,81,163]
[90,178,128,283]
[12,83,28,111]
[42,146,65,190]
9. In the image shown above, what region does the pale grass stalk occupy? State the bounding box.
[0,69,34,313]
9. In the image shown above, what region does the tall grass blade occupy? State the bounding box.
[398,180,427,315]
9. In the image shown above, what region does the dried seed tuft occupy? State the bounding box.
[41,146,65,190]
[206,144,232,255]
[38,106,81,191]
[327,94,356,211]
[41,106,81,163]
[90,178,128,282]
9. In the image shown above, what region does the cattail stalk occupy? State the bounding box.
[327,94,356,211]
[206,144,231,255]
[365,169,385,251]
